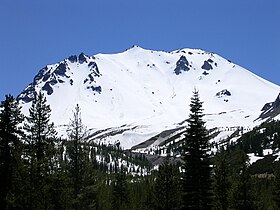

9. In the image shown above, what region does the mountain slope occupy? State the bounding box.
[17,46,280,149]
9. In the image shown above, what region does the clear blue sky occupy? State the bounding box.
[0,0,279,101]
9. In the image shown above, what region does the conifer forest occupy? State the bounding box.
[1,91,280,210]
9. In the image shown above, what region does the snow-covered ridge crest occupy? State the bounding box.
[17,46,280,149]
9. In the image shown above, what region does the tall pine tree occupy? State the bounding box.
[273,161,280,208]
[181,90,213,209]
[66,104,96,210]
[0,95,24,209]
[24,91,57,209]
[230,150,255,210]
[112,170,129,210]
[213,147,230,210]
[154,160,181,210]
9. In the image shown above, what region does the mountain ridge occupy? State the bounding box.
[17,46,280,149]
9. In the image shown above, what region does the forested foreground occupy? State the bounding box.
[1,91,280,210]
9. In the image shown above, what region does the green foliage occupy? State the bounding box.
[273,161,280,209]
[0,95,24,209]
[24,92,57,161]
[213,148,230,210]
[154,160,181,210]
[249,155,277,175]
[237,120,280,156]
[111,171,129,210]
[4,92,280,209]
[229,150,256,210]
[181,90,213,209]
[66,104,97,210]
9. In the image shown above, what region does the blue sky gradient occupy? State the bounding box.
[0,0,279,101]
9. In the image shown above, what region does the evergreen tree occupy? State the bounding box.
[112,170,129,210]
[24,91,57,165]
[0,95,24,209]
[181,90,213,209]
[213,147,230,210]
[230,150,255,210]
[66,104,96,209]
[144,175,156,210]
[154,160,181,210]
[24,91,57,209]
[273,161,280,208]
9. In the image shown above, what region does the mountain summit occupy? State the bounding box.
[17,46,280,148]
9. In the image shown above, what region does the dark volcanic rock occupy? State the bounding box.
[207,58,214,63]
[58,79,65,83]
[201,60,213,70]
[88,61,101,77]
[68,55,78,63]
[42,80,58,95]
[34,66,49,83]
[78,53,87,64]
[258,93,280,120]
[42,82,53,95]
[16,84,36,103]
[88,74,95,83]
[261,103,273,112]
[174,55,190,75]
[54,63,67,77]
[88,85,102,94]
[42,72,51,82]
[216,89,231,98]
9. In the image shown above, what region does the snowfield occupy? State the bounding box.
[18,46,280,149]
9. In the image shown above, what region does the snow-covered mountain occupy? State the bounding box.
[17,46,280,149]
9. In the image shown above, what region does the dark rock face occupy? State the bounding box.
[88,61,101,77]
[42,82,54,95]
[58,79,65,83]
[262,94,280,111]
[216,89,231,98]
[17,52,104,104]
[34,66,49,83]
[54,63,67,77]
[18,61,72,101]
[174,55,190,75]
[42,79,58,95]
[258,93,280,120]
[78,53,87,64]
[88,74,95,83]
[201,60,213,70]
[207,58,214,63]
[16,84,36,103]
[42,72,51,82]
[87,85,102,94]
[68,55,78,63]
[82,62,102,88]
[261,103,273,112]
[274,94,280,107]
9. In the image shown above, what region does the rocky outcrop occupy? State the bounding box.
[174,55,190,75]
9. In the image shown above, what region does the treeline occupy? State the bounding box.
[0,93,152,209]
[236,120,280,156]
[2,91,280,209]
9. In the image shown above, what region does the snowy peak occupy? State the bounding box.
[17,53,102,103]
[17,46,280,149]
[67,52,91,63]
